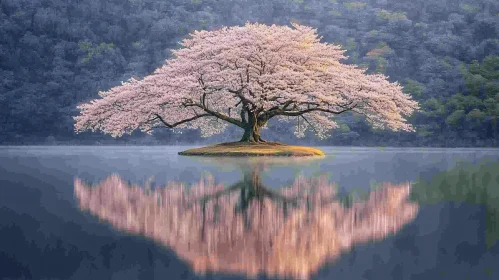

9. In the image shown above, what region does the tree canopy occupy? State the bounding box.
[74,22,419,142]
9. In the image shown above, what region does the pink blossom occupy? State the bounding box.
[74,22,419,140]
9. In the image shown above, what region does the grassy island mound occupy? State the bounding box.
[178,142,325,157]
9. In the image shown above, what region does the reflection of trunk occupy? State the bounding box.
[236,165,297,212]
[188,164,299,220]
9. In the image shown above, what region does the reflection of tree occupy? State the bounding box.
[74,170,418,280]
[410,160,499,248]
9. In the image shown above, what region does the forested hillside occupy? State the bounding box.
[1,0,498,146]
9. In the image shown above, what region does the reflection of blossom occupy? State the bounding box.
[74,173,418,280]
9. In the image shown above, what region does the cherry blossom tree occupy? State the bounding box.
[74,22,419,142]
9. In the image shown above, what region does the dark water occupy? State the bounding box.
[1,146,498,280]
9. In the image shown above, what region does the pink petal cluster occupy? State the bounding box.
[74,22,419,138]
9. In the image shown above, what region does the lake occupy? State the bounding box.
[1,146,498,280]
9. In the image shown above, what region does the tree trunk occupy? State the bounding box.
[239,123,265,143]
[239,113,268,142]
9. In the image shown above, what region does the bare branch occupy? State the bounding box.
[228,88,256,109]
[152,113,210,128]
[185,102,247,128]
[266,104,356,119]
[301,115,320,135]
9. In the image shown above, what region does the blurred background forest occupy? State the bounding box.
[1,0,498,147]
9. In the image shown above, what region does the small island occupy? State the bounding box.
[178,141,325,157]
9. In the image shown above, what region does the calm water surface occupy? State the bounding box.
[1,146,498,280]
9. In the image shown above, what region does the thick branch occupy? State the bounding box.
[152,113,210,128]
[228,88,256,109]
[262,100,296,120]
[240,107,247,123]
[266,105,356,119]
[185,102,247,128]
